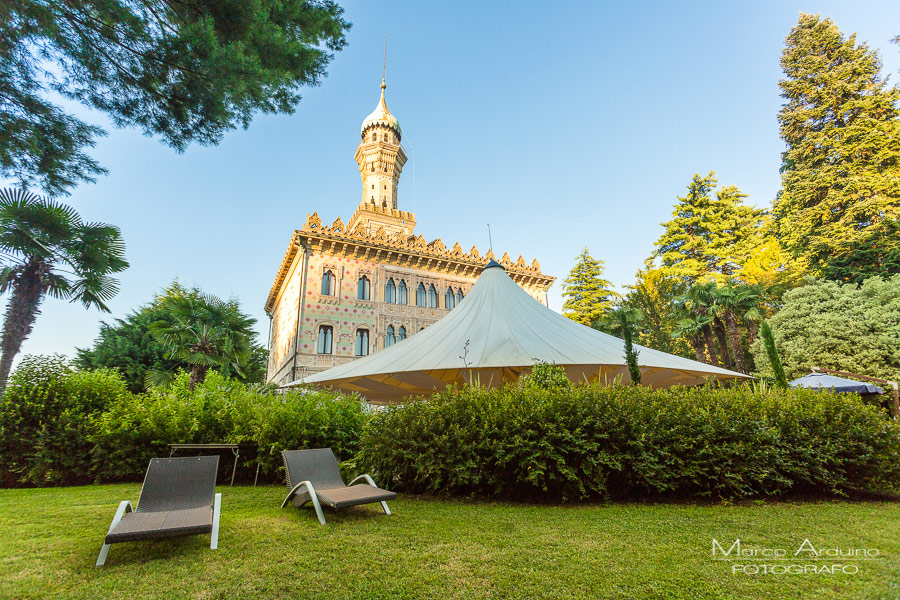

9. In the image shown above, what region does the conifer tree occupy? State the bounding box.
[654,172,765,285]
[561,248,618,326]
[774,14,900,274]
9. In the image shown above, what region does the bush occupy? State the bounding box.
[0,356,132,486]
[359,376,900,501]
[90,370,369,482]
[1,357,368,487]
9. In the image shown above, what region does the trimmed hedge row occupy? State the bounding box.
[0,356,367,487]
[358,375,900,501]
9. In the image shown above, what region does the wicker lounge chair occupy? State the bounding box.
[281,448,396,524]
[96,456,222,567]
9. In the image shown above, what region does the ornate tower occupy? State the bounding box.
[348,78,414,236]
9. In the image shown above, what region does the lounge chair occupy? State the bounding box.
[280,448,396,524]
[96,456,222,567]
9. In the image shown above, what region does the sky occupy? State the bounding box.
[3,0,900,362]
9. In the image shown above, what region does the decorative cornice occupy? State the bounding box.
[264,211,554,314]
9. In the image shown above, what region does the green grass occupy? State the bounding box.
[1,485,899,600]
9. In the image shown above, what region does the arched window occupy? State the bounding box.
[355,329,369,356]
[445,287,455,310]
[384,278,396,303]
[398,280,408,305]
[416,283,427,307]
[427,284,437,308]
[320,270,335,296]
[357,275,370,300]
[371,134,376,142]
[317,325,333,354]
[457,288,464,305]
[398,326,406,341]
[384,325,395,348]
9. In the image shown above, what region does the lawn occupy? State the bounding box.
[1,484,899,600]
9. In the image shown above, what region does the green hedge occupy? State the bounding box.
[359,377,900,501]
[0,356,368,487]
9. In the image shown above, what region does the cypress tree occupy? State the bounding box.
[774,14,900,275]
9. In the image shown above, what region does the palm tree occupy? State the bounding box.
[0,189,128,396]
[148,293,257,390]
[675,285,720,367]
[672,312,712,364]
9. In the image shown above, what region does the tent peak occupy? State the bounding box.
[484,259,504,270]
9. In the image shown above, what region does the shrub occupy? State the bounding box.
[0,356,132,486]
[359,377,900,501]
[90,371,368,482]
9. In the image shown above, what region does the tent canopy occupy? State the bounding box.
[789,372,884,395]
[287,261,750,402]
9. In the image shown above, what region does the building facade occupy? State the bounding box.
[264,79,555,385]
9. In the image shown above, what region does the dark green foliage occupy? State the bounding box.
[820,218,900,285]
[90,371,367,482]
[2,0,350,196]
[593,310,641,384]
[75,282,267,391]
[774,15,900,275]
[360,382,900,501]
[760,321,788,389]
[0,358,366,486]
[74,306,177,393]
[0,355,131,486]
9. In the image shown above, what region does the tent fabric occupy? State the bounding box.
[789,372,884,395]
[287,262,750,402]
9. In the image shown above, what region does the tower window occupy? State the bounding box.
[357,275,371,300]
[317,325,333,355]
[398,280,408,305]
[385,325,396,348]
[445,287,455,310]
[355,329,369,356]
[428,284,437,308]
[385,278,396,303]
[371,134,376,142]
[416,283,426,307]
[398,326,407,341]
[457,288,464,305]
[320,270,335,296]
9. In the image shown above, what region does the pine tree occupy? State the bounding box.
[774,14,900,274]
[561,248,618,326]
[654,173,766,285]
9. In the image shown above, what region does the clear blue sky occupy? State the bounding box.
[3,0,899,361]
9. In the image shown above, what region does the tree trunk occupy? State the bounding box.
[713,316,735,370]
[746,320,758,345]
[702,324,719,366]
[188,365,209,390]
[0,261,47,397]
[724,310,747,373]
[688,336,707,363]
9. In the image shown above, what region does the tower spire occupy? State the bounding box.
[382,35,387,89]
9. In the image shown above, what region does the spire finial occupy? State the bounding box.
[381,35,387,90]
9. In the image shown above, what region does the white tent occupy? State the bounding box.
[287,261,750,402]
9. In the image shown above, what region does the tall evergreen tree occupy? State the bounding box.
[561,248,618,326]
[774,14,900,275]
[621,262,692,358]
[2,0,350,196]
[654,172,766,285]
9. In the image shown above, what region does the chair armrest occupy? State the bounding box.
[348,473,379,487]
[106,500,133,536]
[281,480,316,509]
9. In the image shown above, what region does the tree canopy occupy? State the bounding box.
[653,172,766,285]
[561,248,618,326]
[2,0,350,196]
[774,14,900,276]
[750,275,900,382]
